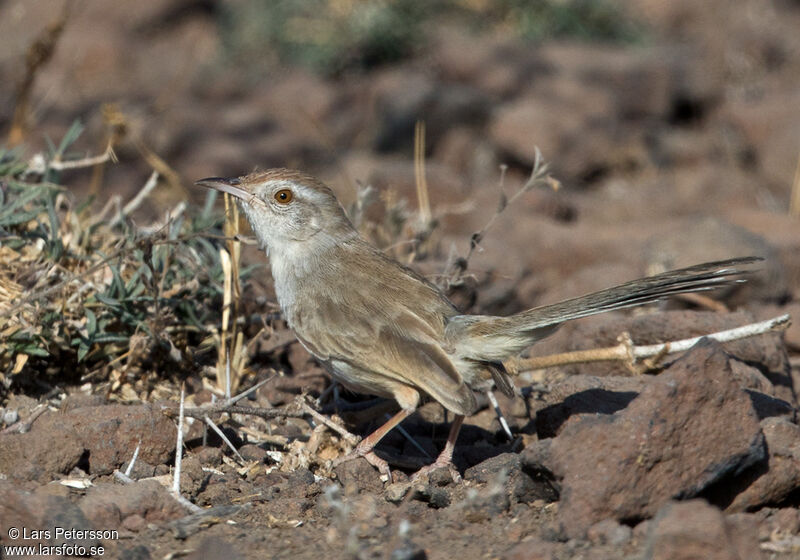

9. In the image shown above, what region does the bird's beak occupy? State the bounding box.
[194,176,251,201]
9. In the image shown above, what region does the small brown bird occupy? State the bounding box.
[196,169,757,480]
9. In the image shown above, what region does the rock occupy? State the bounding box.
[239,444,267,463]
[67,404,177,475]
[645,500,761,560]
[334,458,385,495]
[432,27,540,97]
[643,216,789,305]
[767,508,800,536]
[79,480,186,530]
[531,376,646,438]
[465,452,555,503]
[0,481,98,551]
[178,456,208,499]
[721,90,800,189]
[0,405,174,481]
[0,423,85,482]
[523,340,765,538]
[587,518,632,546]
[384,481,413,503]
[488,81,615,180]
[370,68,490,154]
[721,417,800,512]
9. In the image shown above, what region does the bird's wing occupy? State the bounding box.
[294,295,477,416]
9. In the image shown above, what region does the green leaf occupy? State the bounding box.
[86,308,97,337]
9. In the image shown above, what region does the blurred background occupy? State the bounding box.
[1,0,799,312]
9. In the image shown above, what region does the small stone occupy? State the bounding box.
[587,518,632,546]
[384,481,413,503]
[646,500,760,560]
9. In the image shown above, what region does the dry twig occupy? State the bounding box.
[505,313,791,374]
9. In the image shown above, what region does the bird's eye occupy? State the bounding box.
[274,189,293,204]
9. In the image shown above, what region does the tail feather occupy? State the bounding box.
[448,256,761,365]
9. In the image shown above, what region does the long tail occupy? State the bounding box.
[446,257,761,393]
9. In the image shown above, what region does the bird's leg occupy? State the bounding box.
[411,414,465,483]
[333,408,414,478]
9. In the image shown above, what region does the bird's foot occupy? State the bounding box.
[333,442,392,480]
[410,459,462,484]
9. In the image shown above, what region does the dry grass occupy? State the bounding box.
[0,127,241,402]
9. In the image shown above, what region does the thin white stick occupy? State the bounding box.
[26,144,116,175]
[632,313,791,358]
[110,171,159,227]
[224,374,275,406]
[301,399,359,446]
[486,390,513,440]
[509,314,791,373]
[204,415,245,463]
[124,440,141,477]
[172,385,185,495]
[121,171,160,217]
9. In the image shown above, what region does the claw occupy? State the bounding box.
[333,442,392,480]
[411,461,461,484]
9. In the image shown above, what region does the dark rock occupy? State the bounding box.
[0,481,98,551]
[239,444,267,463]
[531,376,646,438]
[465,452,555,503]
[370,69,490,154]
[334,458,385,495]
[523,340,764,538]
[720,417,800,512]
[390,541,428,560]
[413,485,451,509]
[195,446,223,466]
[645,500,761,560]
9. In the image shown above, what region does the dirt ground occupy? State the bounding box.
[1,1,800,559]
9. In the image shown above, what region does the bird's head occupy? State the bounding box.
[195,169,357,256]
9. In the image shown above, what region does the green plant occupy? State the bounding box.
[0,126,247,397]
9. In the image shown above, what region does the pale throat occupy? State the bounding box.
[264,230,353,325]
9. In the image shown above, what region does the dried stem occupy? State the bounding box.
[505,313,791,374]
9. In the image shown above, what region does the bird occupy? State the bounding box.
[196,168,758,481]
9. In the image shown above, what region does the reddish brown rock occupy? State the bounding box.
[0,425,85,482]
[79,480,185,530]
[67,404,176,475]
[645,500,762,560]
[0,404,175,481]
[523,340,765,537]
